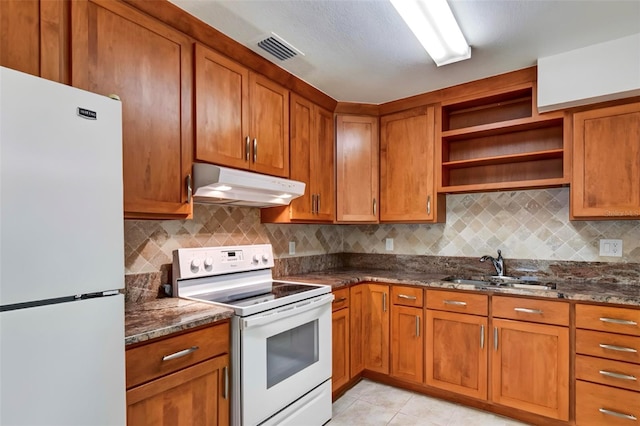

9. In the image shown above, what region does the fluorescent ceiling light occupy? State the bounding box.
[390,0,471,66]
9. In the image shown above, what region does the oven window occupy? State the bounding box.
[266,319,319,388]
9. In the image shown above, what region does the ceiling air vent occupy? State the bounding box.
[257,32,304,61]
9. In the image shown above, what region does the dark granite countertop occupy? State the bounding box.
[125,298,234,346]
[280,268,640,307]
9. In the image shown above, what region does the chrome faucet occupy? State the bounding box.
[480,249,504,276]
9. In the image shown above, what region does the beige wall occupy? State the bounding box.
[125,188,640,274]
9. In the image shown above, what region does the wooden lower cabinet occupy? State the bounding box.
[332,288,350,393]
[576,380,640,426]
[125,322,230,425]
[127,355,229,426]
[364,284,390,374]
[491,318,569,421]
[349,284,365,378]
[391,305,423,383]
[425,310,487,400]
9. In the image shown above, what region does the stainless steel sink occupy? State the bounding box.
[442,276,556,290]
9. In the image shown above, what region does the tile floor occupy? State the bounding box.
[330,380,529,426]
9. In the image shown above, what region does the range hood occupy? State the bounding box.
[192,163,305,208]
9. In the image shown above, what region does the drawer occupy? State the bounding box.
[576,380,640,426]
[426,290,487,316]
[126,321,229,389]
[576,304,640,336]
[492,296,569,326]
[391,285,423,307]
[576,354,640,392]
[332,287,349,311]
[576,329,640,364]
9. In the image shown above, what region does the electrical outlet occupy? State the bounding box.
[289,241,296,255]
[385,238,394,251]
[599,239,622,257]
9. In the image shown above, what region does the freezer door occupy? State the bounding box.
[0,66,124,305]
[0,295,125,426]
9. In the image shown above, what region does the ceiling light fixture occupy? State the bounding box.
[390,0,471,66]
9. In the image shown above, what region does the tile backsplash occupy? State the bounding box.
[125,188,640,275]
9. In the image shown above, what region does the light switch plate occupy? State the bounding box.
[289,241,296,255]
[385,238,394,251]
[599,239,622,257]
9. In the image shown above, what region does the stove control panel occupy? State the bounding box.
[173,244,275,282]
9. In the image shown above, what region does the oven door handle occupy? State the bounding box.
[241,293,334,330]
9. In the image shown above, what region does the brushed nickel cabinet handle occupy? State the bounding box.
[186,174,192,204]
[245,136,250,161]
[494,327,498,350]
[382,292,387,312]
[416,315,420,337]
[480,324,485,349]
[444,300,467,306]
[223,366,229,399]
[311,194,316,214]
[514,307,543,314]
[599,370,637,381]
[317,193,321,213]
[333,297,347,304]
[162,346,199,361]
[427,195,431,215]
[600,317,638,326]
[599,344,638,353]
[398,294,417,300]
[253,138,257,162]
[598,408,637,421]
[373,198,377,216]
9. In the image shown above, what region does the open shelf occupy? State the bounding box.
[438,84,567,194]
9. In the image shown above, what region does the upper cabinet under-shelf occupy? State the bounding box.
[438,83,569,193]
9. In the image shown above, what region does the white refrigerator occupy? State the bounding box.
[0,67,126,425]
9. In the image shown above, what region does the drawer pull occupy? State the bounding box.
[333,297,347,303]
[600,317,638,326]
[514,307,543,314]
[599,408,637,421]
[444,300,467,306]
[398,294,417,300]
[599,344,638,353]
[599,370,637,381]
[162,346,199,361]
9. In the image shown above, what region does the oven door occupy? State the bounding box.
[240,293,333,426]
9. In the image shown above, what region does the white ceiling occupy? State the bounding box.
[169,0,640,104]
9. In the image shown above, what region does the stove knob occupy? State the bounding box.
[252,254,260,264]
[190,259,201,272]
[261,254,270,263]
[204,257,213,270]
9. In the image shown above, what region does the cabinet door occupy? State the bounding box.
[313,105,336,221]
[364,284,390,374]
[572,102,640,219]
[332,307,350,393]
[194,43,250,170]
[71,0,192,219]
[380,105,443,222]
[349,284,365,377]
[336,115,379,222]
[249,73,289,177]
[491,319,569,420]
[0,0,68,83]
[288,94,315,219]
[391,305,423,383]
[127,355,229,426]
[425,310,487,400]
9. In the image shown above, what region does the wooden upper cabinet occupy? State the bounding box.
[0,0,69,84]
[194,44,289,178]
[71,0,193,219]
[571,101,640,220]
[261,94,334,223]
[194,43,249,170]
[336,115,379,223]
[380,105,445,222]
